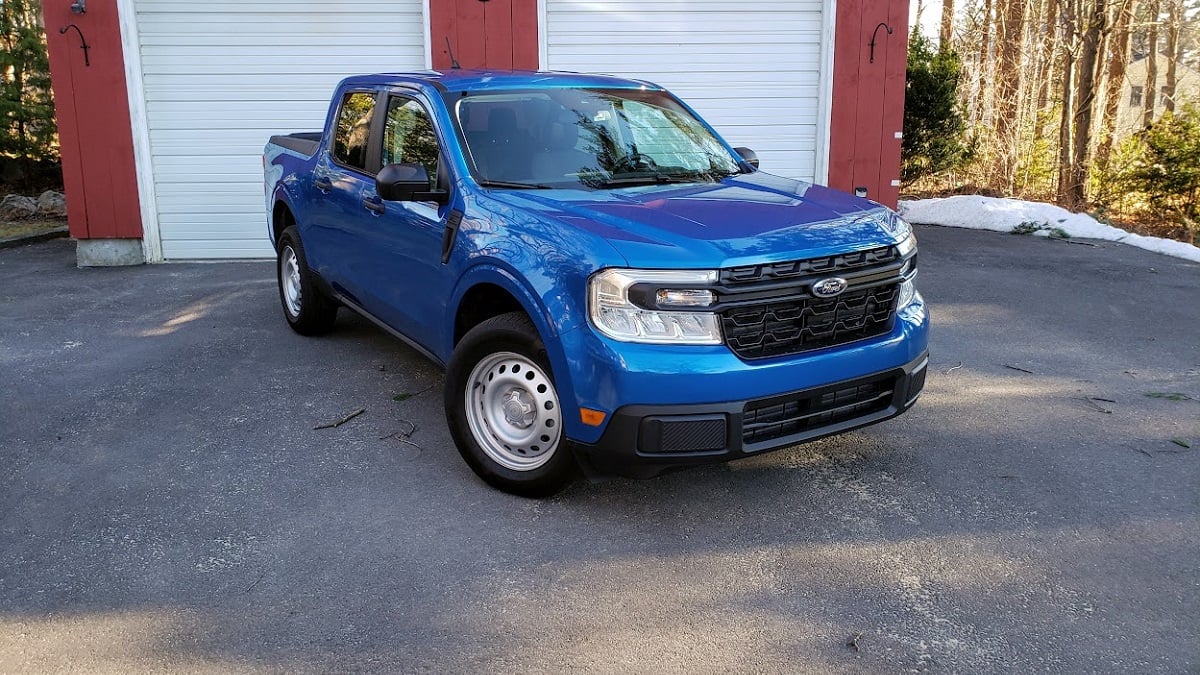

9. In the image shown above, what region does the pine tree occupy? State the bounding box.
[0,0,57,172]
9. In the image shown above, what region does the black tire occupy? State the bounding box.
[445,312,577,498]
[277,226,337,336]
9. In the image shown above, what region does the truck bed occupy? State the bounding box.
[269,132,321,157]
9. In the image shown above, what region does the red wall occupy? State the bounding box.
[429,0,539,70]
[828,0,908,208]
[43,2,142,240]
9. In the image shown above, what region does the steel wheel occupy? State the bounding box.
[281,245,303,318]
[275,226,337,336]
[464,351,563,471]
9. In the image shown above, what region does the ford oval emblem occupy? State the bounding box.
[811,277,848,298]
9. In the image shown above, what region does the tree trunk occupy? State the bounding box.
[1068,0,1108,205]
[1096,0,1136,170]
[1142,0,1159,127]
[978,0,995,119]
[941,0,956,47]
[995,0,1029,191]
[1034,0,1060,140]
[1057,0,1078,202]
[1164,0,1180,112]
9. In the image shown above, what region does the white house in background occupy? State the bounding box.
[1116,56,1200,139]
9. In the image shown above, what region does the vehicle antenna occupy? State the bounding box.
[445,37,461,70]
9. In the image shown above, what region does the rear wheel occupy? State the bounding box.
[445,312,576,497]
[277,226,337,335]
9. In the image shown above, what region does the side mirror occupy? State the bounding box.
[377,163,447,203]
[734,147,760,170]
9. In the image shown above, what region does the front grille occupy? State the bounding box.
[724,246,898,283]
[715,246,904,360]
[720,284,898,360]
[743,376,897,444]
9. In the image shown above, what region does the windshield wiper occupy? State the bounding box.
[599,171,735,188]
[598,174,696,187]
[478,179,553,189]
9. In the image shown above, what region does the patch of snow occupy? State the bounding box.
[899,195,1200,264]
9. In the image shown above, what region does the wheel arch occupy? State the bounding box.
[446,265,582,422]
[271,192,297,251]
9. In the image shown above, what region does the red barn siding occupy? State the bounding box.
[828,0,909,208]
[430,0,540,70]
[43,2,142,240]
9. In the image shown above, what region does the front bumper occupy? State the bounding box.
[572,350,928,478]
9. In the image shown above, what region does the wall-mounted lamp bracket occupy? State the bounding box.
[868,22,894,63]
[59,24,91,67]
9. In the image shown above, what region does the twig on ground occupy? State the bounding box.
[847,632,863,652]
[1003,364,1035,374]
[393,384,435,402]
[379,420,418,441]
[245,569,266,593]
[1145,392,1195,401]
[944,361,963,375]
[314,408,366,430]
[1170,438,1192,449]
[1089,397,1117,403]
[1078,397,1113,414]
[1054,238,1101,247]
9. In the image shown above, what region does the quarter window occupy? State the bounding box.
[333,92,376,170]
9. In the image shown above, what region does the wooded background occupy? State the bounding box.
[908,0,1200,242]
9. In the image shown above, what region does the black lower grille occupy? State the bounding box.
[743,376,897,444]
[721,284,898,360]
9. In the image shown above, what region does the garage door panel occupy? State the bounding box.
[546,0,826,186]
[134,0,424,259]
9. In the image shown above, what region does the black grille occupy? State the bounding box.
[721,284,898,360]
[743,376,897,444]
[723,246,898,284]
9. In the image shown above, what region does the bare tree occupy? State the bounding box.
[1067,0,1109,205]
[1164,0,1182,111]
[1097,0,1138,169]
[1058,0,1080,200]
[995,0,1029,189]
[1143,0,1160,126]
[942,0,957,46]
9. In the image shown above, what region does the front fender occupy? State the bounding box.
[445,265,585,433]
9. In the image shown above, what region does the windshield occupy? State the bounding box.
[451,88,743,189]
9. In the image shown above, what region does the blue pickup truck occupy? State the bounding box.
[264,70,928,497]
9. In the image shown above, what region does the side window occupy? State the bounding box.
[384,97,439,189]
[332,92,376,171]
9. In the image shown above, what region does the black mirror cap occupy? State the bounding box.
[734,147,760,170]
[377,162,432,201]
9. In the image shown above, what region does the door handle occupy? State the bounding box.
[362,197,386,215]
[314,177,332,192]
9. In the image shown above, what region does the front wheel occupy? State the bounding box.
[445,312,577,497]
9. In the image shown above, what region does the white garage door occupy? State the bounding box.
[543,0,829,184]
[131,1,427,259]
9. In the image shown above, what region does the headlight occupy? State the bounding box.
[896,231,918,308]
[588,269,723,344]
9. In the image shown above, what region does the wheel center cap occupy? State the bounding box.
[502,388,536,428]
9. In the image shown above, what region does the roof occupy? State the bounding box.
[339,69,664,94]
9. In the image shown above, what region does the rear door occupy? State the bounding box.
[303,89,381,304]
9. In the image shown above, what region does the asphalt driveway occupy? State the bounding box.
[1,227,1198,673]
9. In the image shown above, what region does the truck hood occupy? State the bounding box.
[486,172,906,268]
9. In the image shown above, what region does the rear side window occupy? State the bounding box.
[332,92,376,170]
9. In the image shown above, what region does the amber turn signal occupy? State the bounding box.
[580,408,607,426]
